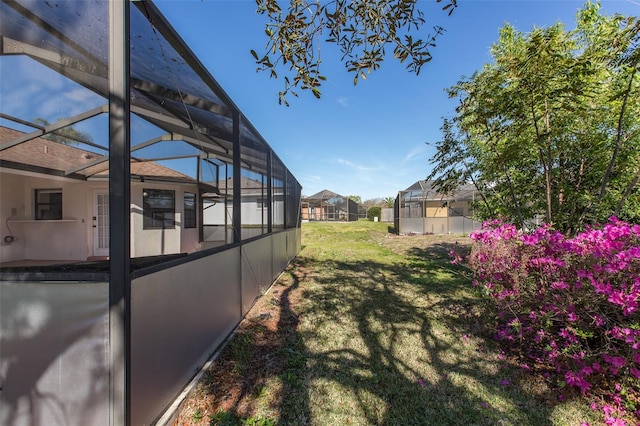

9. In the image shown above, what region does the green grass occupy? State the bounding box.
[285,221,599,425]
[186,220,601,425]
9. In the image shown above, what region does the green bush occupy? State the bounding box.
[367,206,381,221]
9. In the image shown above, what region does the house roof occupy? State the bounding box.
[0,126,103,176]
[0,1,283,177]
[0,126,195,183]
[304,189,341,201]
[213,176,265,196]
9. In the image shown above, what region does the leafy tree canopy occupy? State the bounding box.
[427,1,639,234]
[367,205,382,221]
[253,0,457,105]
[347,194,362,204]
[363,197,384,208]
[33,118,94,145]
[383,196,395,207]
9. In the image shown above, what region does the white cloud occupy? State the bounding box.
[403,143,428,163]
[336,157,377,172]
[337,97,348,107]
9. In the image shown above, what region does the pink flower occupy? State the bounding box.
[551,280,570,290]
[603,354,626,369]
[499,379,510,386]
[580,366,593,375]
[464,218,640,412]
[565,371,592,394]
[605,417,626,426]
[608,290,626,307]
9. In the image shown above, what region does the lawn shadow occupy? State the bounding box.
[179,262,312,425]
[272,260,311,424]
[285,245,553,425]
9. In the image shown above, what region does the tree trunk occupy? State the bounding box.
[598,66,637,203]
[614,168,640,216]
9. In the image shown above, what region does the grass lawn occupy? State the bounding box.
[173,221,600,426]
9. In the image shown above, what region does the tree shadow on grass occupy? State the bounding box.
[190,239,562,425]
[280,247,555,425]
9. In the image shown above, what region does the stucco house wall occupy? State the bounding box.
[0,150,204,263]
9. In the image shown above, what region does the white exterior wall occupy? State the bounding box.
[240,197,267,226]
[273,199,285,228]
[130,182,198,258]
[0,170,203,262]
[203,200,228,225]
[0,170,91,261]
[1,172,27,262]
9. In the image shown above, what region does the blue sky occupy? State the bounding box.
[155,0,639,201]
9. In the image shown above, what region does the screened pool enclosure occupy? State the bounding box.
[0,1,302,425]
[301,189,366,222]
[394,180,482,235]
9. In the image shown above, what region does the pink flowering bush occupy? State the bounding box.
[462,217,640,423]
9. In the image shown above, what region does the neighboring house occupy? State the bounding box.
[301,189,365,222]
[0,126,208,264]
[394,180,482,235]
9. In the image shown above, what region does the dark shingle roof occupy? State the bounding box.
[304,189,340,201]
[0,126,194,182]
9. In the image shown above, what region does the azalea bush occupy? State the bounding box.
[459,218,640,425]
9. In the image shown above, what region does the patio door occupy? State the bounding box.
[93,190,109,257]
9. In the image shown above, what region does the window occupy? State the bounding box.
[143,189,175,229]
[256,198,266,209]
[35,188,62,220]
[184,192,196,228]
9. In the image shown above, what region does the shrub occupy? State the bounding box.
[367,206,381,221]
[459,218,640,424]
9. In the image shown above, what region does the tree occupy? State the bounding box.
[426,118,494,218]
[33,118,94,145]
[363,197,384,208]
[428,2,639,234]
[367,206,382,221]
[347,194,362,204]
[383,196,395,207]
[253,0,457,105]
